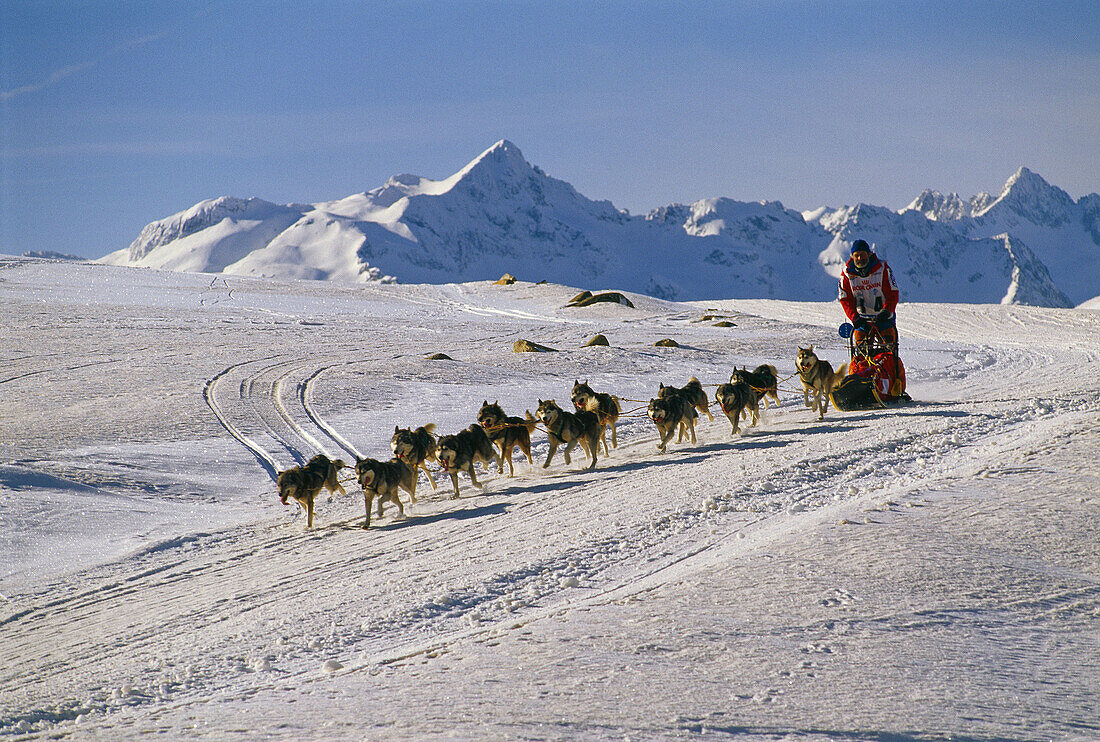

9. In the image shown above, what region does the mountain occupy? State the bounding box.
[904,190,993,221]
[810,204,1070,307]
[100,142,1096,307]
[961,168,1099,305]
[897,168,1098,305]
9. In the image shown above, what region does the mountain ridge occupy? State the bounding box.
[98,142,1098,307]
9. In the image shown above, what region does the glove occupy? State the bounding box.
[853,319,871,334]
[874,311,893,330]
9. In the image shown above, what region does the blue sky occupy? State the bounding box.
[2,0,1097,259]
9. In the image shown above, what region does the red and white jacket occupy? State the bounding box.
[838,255,899,321]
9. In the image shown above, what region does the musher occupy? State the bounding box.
[838,239,899,349]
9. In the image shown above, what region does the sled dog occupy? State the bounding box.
[730,365,780,410]
[714,380,758,435]
[355,456,416,529]
[648,393,697,452]
[571,380,621,453]
[436,424,499,499]
[391,424,439,493]
[657,380,708,437]
[277,454,346,530]
[477,401,538,476]
[796,346,840,419]
[536,399,602,470]
[658,377,714,422]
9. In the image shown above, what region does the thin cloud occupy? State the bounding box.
[1,31,167,101]
[0,140,215,158]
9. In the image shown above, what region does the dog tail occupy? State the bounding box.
[524,410,538,433]
[834,363,848,383]
[421,423,437,435]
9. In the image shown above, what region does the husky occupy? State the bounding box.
[796,346,841,419]
[647,393,697,452]
[714,380,758,435]
[476,400,538,476]
[571,380,621,453]
[355,456,416,529]
[730,365,780,409]
[658,377,714,422]
[276,453,346,530]
[436,424,499,499]
[536,399,602,470]
[391,424,439,493]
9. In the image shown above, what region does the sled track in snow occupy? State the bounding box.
[268,363,334,461]
[203,357,286,482]
[260,353,373,464]
[6,307,1100,734]
[204,353,370,481]
[0,356,121,387]
[300,363,365,461]
[342,388,1100,671]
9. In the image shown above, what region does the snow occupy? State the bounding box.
[3,255,1100,740]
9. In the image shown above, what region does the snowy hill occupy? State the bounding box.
[904,189,994,221]
[101,142,1097,306]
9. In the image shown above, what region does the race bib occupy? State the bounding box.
[848,266,887,317]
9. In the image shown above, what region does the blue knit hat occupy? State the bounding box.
[851,239,872,255]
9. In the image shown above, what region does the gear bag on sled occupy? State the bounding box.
[831,323,911,411]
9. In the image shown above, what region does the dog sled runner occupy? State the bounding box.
[831,323,911,411]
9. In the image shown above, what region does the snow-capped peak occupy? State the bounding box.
[977,166,1076,224]
[122,196,307,262]
[101,144,1097,308]
[440,139,533,191]
[904,190,974,221]
[1001,166,1046,197]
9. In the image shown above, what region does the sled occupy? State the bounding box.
[830,323,911,411]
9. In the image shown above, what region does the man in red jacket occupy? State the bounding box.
[838,239,899,348]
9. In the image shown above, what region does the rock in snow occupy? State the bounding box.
[100,142,1098,306]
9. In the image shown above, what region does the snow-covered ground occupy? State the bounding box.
[2,255,1098,740]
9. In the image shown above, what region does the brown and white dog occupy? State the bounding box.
[648,392,697,451]
[536,399,603,470]
[436,424,499,499]
[477,401,538,477]
[730,365,780,410]
[571,380,621,453]
[714,379,758,435]
[391,424,439,494]
[658,377,714,422]
[796,346,841,419]
[276,454,346,529]
[355,456,416,529]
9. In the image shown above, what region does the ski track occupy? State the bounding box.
[2,273,1099,738]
